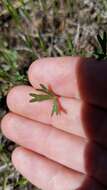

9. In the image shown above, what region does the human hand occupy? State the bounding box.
[1,57,107,190]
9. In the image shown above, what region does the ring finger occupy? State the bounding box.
[1,113,107,186]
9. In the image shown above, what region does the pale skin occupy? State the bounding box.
[1,56,107,190]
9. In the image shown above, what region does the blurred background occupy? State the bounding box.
[0,0,107,189]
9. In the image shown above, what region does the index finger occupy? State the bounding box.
[28,57,107,108]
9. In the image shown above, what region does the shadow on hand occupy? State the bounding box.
[76,58,107,190]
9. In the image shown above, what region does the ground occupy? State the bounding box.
[0,0,107,189]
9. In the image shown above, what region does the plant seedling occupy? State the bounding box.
[29,84,67,116]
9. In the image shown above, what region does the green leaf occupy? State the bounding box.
[0,48,18,68]
[51,98,59,116]
[93,32,107,60]
[15,177,28,187]
[29,84,66,116]
[40,84,47,90]
[2,0,20,24]
[97,32,107,55]
[36,84,54,96]
[30,94,52,102]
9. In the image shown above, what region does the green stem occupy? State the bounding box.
[3,174,8,190]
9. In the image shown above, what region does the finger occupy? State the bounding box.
[12,147,105,190]
[2,113,107,186]
[28,57,107,108]
[12,147,84,190]
[28,56,80,99]
[12,147,106,190]
[6,85,107,146]
[1,112,86,174]
[6,85,86,138]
